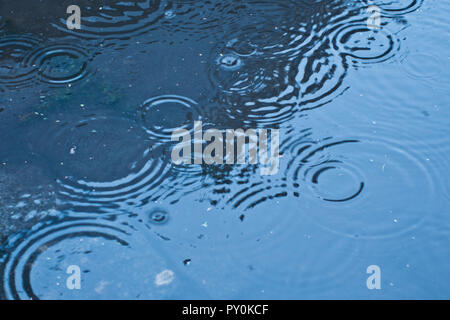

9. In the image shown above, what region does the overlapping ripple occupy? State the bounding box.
[362,0,424,16]
[0,218,181,299]
[1,0,445,300]
[139,95,203,143]
[331,22,400,67]
[0,35,41,89]
[22,41,93,86]
[0,36,94,89]
[28,113,172,213]
[287,136,436,239]
[52,0,166,40]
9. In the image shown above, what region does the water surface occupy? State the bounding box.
[0,0,449,299]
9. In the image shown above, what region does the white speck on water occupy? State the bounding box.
[201,222,208,228]
[95,280,108,294]
[155,269,175,286]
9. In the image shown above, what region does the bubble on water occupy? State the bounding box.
[149,208,169,225]
[217,54,244,71]
[164,10,176,19]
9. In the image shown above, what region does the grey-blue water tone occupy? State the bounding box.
[0,0,449,299]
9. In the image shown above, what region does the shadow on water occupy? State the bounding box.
[1,0,449,299]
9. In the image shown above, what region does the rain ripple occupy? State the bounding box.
[22,41,94,86]
[208,1,406,126]
[0,218,180,299]
[362,0,424,16]
[52,0,166,40]
[28,113,172,214]
[283,135,436,239]
[0,36,94,89]
[0,35,41,90]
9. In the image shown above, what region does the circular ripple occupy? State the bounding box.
[158,0,242,41]
[22,42,92,86]
[284,137,435,239]
[30,113,171,212]
[226,178,292,211]
[332,22,400,67]
[208,21,302,96]
[401,52,443,80]
[306,162,365,203]
[197,164,297,211]
[0,35,41,89]
[363,0,424,16]
[296,49,349,111]
[0,219,175,299]
[209,32,299,126]
[139,95,202,143]
[53,0,166,40]
[210,45,267,96]
[281,136,364,203]
[145,161,209,205]
[207,1,404,122]
[149,207,169,225]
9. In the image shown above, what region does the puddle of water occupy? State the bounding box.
[0,0,449,299]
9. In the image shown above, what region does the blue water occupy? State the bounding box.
[0,0,449,299]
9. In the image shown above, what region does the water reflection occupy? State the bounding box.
[1,0,448,300]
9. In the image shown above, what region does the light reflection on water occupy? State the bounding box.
[0,0,449,299]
